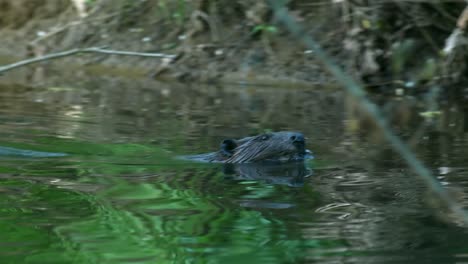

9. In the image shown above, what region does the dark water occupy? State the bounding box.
[1,69,468,264]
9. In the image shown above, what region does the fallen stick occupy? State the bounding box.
[0,47,176,74]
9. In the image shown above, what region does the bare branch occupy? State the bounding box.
[268,0,468,225]
[0,47,176,74]
[443,5,468,55]
[457,5,468,30]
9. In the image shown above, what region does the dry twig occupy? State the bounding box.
[268,0,468,225]
[0,47,176,74]
[443,5,468,55]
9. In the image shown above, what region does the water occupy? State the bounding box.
[1,69,468,263]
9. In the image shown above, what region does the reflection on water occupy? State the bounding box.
[1,70,468,263]
[223,161,312,187]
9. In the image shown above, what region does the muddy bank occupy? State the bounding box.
[0,0,466,88]
[0,0,337,84]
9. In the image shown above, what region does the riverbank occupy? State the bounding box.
[0,1,466,89]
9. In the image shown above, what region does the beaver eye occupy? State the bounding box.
[260,134,270,141]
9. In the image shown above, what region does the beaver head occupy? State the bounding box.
[217,131,309,163]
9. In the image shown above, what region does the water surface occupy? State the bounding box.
[1,69,468,263]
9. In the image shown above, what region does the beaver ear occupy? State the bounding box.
[220,139,237,157]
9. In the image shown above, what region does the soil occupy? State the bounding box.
[0,0,340,85]
[1,1,465,89]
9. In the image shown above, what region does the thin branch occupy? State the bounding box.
[457,5,468,30]
[268,1,468,225]
[443,5,468,55]
[0,47,176,74]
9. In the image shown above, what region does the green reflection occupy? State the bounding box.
[0,136,332,263]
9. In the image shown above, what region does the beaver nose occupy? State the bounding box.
[290,133,305,143]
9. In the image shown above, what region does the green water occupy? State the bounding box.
[1,72,468,263]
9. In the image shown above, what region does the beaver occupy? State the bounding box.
[181,131,312,163]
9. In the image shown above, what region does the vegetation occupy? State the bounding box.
[0,0,465,88]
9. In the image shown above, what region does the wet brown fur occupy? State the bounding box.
[182,131,307,163]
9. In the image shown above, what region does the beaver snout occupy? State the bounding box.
[290,133,305,143]
[290,132,306,152]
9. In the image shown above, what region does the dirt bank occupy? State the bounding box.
[0,0,466,88]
